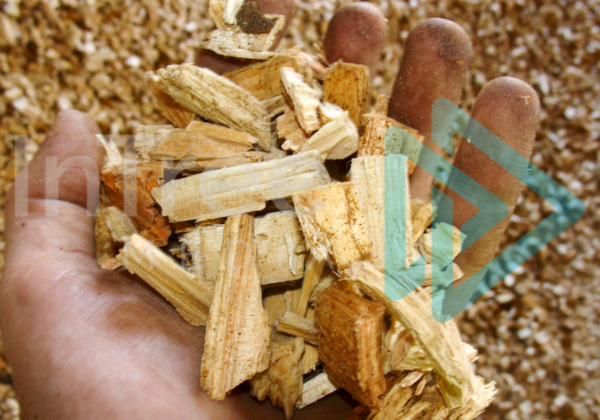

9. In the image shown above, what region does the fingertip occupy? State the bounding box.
[469,76,540,156]
[388,18,472,127]
[323,2,388,74]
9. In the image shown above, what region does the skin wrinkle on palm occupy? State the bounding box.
[0,3,556,420]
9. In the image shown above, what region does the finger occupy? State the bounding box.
[196,0,295,74]
[4,110,102,262]
[322,2,388,75]
[444,77,540,281]
[387,18,472,199]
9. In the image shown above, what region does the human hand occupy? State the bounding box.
[0,2,539,419]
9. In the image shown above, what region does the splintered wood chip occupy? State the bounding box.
[280,67,322,134]
[145,72,194,128]
[250,334,304,419]
[157,64,272,150]
[101,161,171,247]
[293,182,371,271]
[118,234,213,326]
[315,285,387,409]
[201,214,271,400]
[152,151,330,222]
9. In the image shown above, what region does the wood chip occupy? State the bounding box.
[202,14,284,59]
[95,186,117,263]
[145,72,194,128]
[278,106,309,153]
[101,161,171,247]
[299,110,359,160]
[152,151,330,222]
[296,372,338,409]
[294,254,325,317]
[315,286,387,409]
[185,212,308,285]
[187,120,259,148]
[201,214,271,400]
[105,206,136,242]
[357,113,424,174]
[323,62,370,128]
[280,67,322,134]
[250,334,304,419]
[146,126,263,171]
[349,156,385,267]
[222,0,244,25]
[157,64,272,150]
[224,48,314,101]
[410,199,436,245]
[344,262,482,409]
[117,234,213,326]
[276,312,318,345]
[134,125,174,160]
[293,182,370,271]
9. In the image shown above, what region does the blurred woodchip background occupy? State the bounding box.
[0,0,599,418]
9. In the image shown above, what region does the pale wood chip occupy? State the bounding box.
[294,254,325,317]
[250,334,304,419]
[209,0,228,28]
[399,386,448,420]
[134,125,174,160]
[293,182,370,271]
[299,110,359,160]
[99,257,123,271]
[350,156,385,267]
[301,306,320,374]
[201,214,271,400]
[145,126,263,170]
[318,101,345,125]
[276,312,318,345]
[187,120,259,149]
[183,212,307,285]
[105,206,136,242]
[411,199,436,245]
[202,14,284,59]
[278,106,309,153]
[280,67,322,134]
[296,372,338,409]
[323,62,370,128]
[222,0,244,24]
[315,286,387,409]
[157,64,272,150]
[118,234,213,326]
[152,151,330,222]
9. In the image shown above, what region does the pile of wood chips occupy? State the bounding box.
[95,1,496,419]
